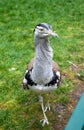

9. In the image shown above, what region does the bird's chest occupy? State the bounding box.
[31,63,53,84]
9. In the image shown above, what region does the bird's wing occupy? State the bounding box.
[52,61,60,72]
[52,61,61,85]
[27,58,34,70]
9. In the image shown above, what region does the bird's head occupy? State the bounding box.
[34,23,58,38]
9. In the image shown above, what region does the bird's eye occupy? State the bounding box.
[40,28,44,31]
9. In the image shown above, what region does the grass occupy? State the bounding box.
[0,0,84,129]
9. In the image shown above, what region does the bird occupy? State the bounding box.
[22,23,61,126]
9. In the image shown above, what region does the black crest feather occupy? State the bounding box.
[33,23,51,32]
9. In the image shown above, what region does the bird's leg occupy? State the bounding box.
[39,95,49,126]
[44,101,50,112]
[44,93,51,112]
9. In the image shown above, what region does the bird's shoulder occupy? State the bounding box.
[27,58,60,72]
[27,58,34,70]
[52,60,60,72]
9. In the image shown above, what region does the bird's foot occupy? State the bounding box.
[44,102,50,112]
[40,116,49,126]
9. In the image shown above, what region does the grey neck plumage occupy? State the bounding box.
[31,36,53,85]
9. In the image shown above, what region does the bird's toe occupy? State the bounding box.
[40,117,49,126]
[44,102,50,112]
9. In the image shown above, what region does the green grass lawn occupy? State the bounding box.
[0,0,84,129]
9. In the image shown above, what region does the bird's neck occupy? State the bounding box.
[31,37,53,84]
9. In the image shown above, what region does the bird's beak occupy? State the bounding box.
[49,30,58,37]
